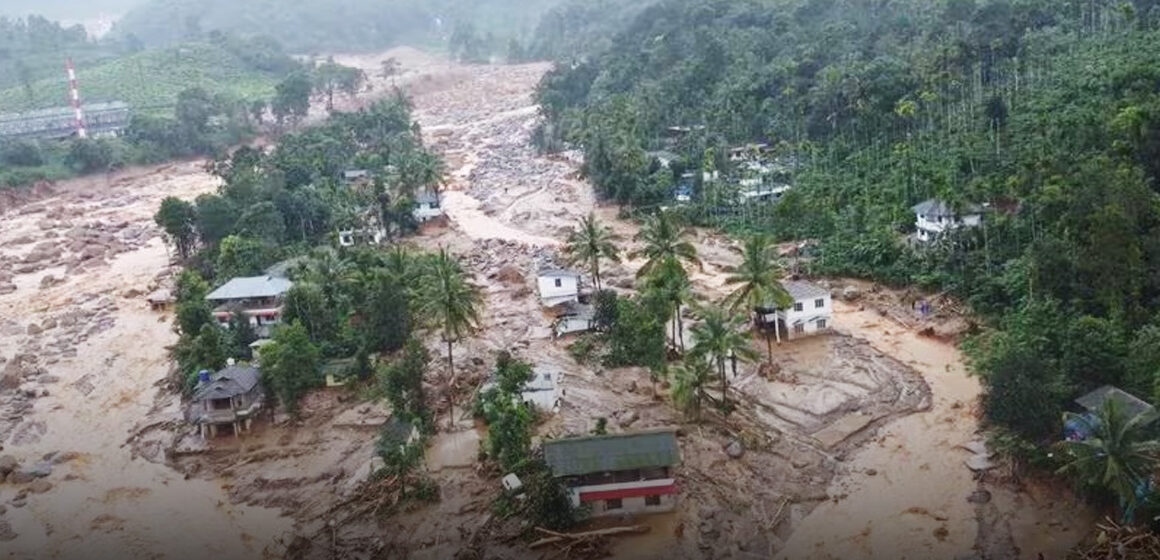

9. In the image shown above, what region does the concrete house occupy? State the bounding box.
[554,302,596,338]
[912,199,983,243]
[479,367,562,414]
[543,429,680,518]
[538,268,582,308]
[206,276,293,337]
[757,280,833,340]
[189,364,265,438]
[412,190,444,223]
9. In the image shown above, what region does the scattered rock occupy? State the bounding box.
[967,489,992,504]
[865,468,878,476]
[841,286,862,301]
[0,519,14,541]
[493,265,524,286]
[933,526,949,541]
[724,439,745,459]
[26,480,52,494]
[38,275,63,289]
[7,470,34,485]
[24,461,52,479]
[51,452,80,465]
[614,410,639,428]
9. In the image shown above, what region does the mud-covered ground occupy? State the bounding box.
[0,47,1095,560]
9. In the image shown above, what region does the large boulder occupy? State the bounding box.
[26,480,52,494]
[23,461,52,479]
[0,456,18,477]
[724,439,745,459]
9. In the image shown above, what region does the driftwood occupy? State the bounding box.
[529,525,650,559]
[1072,518,1160,559]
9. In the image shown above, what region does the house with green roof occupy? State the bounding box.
[542,428,680,518]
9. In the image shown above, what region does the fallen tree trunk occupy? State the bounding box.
[529,525,650,549]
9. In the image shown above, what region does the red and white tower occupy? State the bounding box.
[65,58,87,139]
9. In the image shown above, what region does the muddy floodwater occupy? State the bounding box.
[0,163,292,558]
[0,47,1094,560]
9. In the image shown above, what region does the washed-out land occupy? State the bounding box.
[0,47,1094,559]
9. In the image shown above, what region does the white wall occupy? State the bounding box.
[413,203,443,222]
[569,479,678,518]
[763,293,833,339]
[538,275,580,305]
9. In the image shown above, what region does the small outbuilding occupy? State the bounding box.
[412,190,444,223]
[1075,385,1154,419]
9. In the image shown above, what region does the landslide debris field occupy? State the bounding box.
[0,49,1093,560]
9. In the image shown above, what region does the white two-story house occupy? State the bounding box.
[912,199,983,243]
[757,280,832,341]
[537,268,582,308]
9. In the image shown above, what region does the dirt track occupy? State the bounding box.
[0,48,1095,560]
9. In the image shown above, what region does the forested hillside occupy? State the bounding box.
[526,0,654,61]
[114,0,564,54]
[536,0,1160,464]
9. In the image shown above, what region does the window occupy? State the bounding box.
[815,298,825,308]
[816,319,827,330]
[794,324,805,334]
[554,278,563,288]
[793,302,803,312]
[606,498,623,510]
[645,495,661,506]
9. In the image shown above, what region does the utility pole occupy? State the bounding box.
[66,58,88,139]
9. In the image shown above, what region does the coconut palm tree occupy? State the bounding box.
[564,213,621,292]
[688,304,759,411]
[631,210,701,279]
[723,234,792,365]
[1056,398,1160,515]
[295,247,355,310]
[642,256,692,352]
[671,356,714,422]
[419,247,483,428]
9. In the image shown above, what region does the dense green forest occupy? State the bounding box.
[525,0,654,62]
[535,0,1160,504]
[113,0,565,54]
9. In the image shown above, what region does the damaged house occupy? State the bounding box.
[188,364,265,438]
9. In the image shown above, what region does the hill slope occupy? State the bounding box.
[0,41,285,112]
[114,0,565,53]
